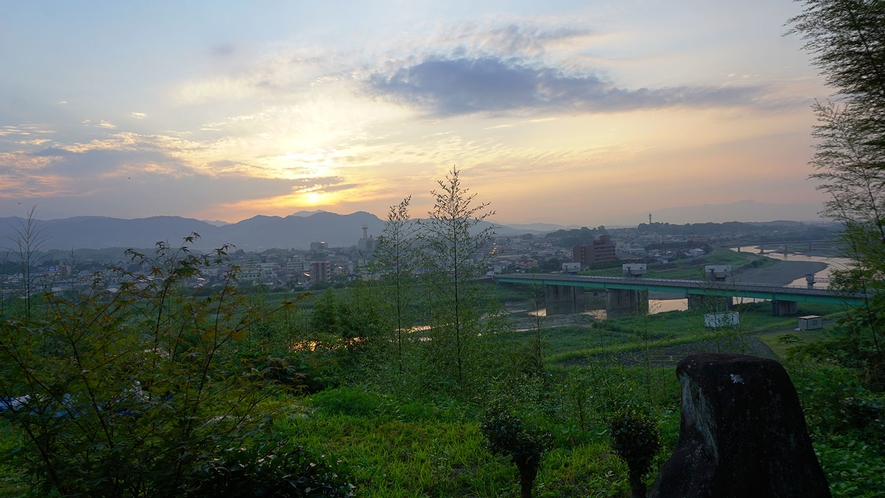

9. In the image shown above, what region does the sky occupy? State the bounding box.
[0,1,832,227]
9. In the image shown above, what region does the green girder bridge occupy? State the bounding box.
[493,273,867,316]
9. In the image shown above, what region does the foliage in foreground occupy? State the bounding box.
[789,0,885,392]
[187,440,354,498]
[0,237,352,497]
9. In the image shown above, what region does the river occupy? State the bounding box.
[732,245,850,287]
[619,247,844,316]
[527,249,850,319]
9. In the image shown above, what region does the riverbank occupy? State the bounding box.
[734,260,828,286]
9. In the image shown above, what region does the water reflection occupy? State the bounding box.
[531,297,688,319]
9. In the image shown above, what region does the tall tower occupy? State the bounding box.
[648,213,652,225]
[362,224,368,239]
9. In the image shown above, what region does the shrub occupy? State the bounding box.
[0,236,311,497]
[187,440,354,498]
[480,408,552,498]
[609,407,661,498]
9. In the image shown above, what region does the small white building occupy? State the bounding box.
[562,262,581,274]
[705,311,740,328]
[705,265,732,281]
[797,315,823,331]
[622,263,647,278]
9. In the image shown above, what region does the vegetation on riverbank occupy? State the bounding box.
[2,271,882,497]
[579,247,778,279]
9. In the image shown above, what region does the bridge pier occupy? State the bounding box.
[545,285,583,314]
[688,295,732,312]
[606,289,648,316]
[771,300,798,316]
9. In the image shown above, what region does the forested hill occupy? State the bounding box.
[0,212,387,251]
[543,221,840,248]
[0,211,530,251]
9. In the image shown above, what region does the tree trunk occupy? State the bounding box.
[629,472,646,498]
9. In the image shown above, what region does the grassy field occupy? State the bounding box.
[2,295,881,497]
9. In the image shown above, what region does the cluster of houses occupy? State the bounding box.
[3,220,823,296]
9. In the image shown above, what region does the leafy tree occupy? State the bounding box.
[419,166,497,391]
[0,235,343,497]
[789,0,885,379]
[788,0,885,140]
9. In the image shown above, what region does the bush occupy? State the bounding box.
[242,352,337,394]
[187,440,354,498]
[480,408,552,498]
[0,236,314,497]
[609,407,661,498]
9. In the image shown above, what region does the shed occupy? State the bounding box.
[797,315,823,331]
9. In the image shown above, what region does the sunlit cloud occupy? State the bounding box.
[17,139,51,146]
[0,3,826,224]
[0,124,55,137]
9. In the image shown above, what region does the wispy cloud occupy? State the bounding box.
[0,124,55,137]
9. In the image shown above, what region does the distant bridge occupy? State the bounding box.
[493,274,867,315]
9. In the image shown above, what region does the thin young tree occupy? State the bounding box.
[3,206,47,324]
[373,196,418,376]
[420,166,496,390]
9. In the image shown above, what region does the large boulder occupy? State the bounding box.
[649,353,830,498]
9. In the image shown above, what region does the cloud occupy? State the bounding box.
[368,56,763,116]
[427,22,597,60]
[27,147,73,158]
[98,120,116,129]
[131,112,147,119]
[0,134,323,220]
[0,124,55,137]
[17,139,52,146]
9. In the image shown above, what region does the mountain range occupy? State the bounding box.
[0,211,534,252]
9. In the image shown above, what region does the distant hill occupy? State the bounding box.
[0,212,533,251]
[0,212,385,251]
[623,200,824,226]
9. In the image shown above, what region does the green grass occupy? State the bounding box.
[0,422,27,498]
[271,375,684,498]
[3,286,877,498]
[759,324,844,359]
[499,325,636,357]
